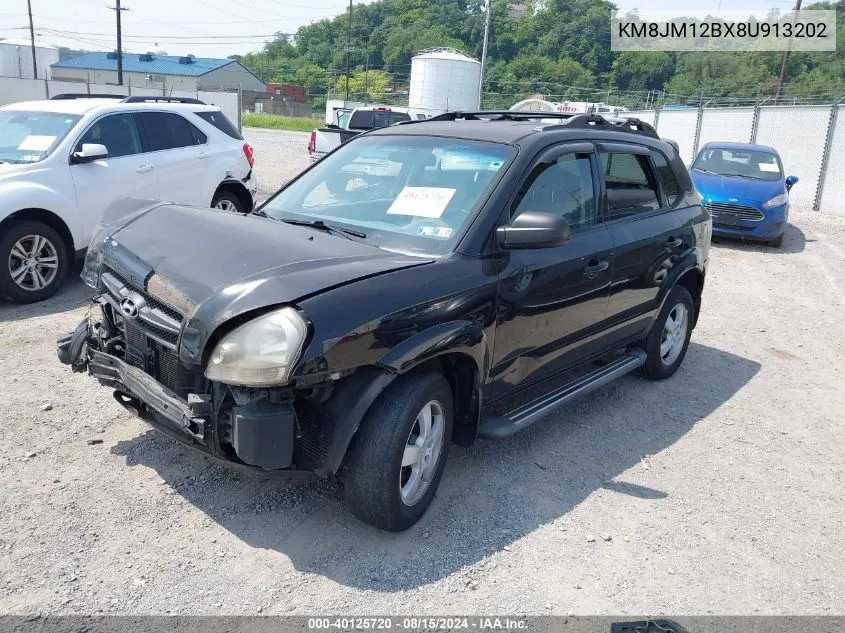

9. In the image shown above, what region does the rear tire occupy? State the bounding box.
[342,372,453,531]
[0,221,68,303]
[643,285,694,380]
[211,190,245,213]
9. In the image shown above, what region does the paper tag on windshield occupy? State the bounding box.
[758,163,779,172]
[17,135,56,152]
[386,187,456,218]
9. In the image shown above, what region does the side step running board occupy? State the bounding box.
[478,349,647,440]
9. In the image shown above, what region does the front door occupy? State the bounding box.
[69,112,159,245]
[597,142,686,340]
[490,142,615,399]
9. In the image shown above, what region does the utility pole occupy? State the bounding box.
[345,0,353,102]
[774,0,801,105]
[477,0,491,109]
[109,0,129,85]
[26,0,37,79]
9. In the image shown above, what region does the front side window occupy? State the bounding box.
[76,113,142,159]
[692,147,783,181]
[600,151,660,219]
[139,112,205,151]
[0,110,81,164]
[511,151,596,230]
[262,135,515,256]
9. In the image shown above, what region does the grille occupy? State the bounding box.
[704,202,764,221]
[101,266,183,350]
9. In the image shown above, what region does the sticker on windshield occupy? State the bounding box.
[758,163,779,172]
[386,186,456,218]
[17,135,56,152]
[417,226,453,239]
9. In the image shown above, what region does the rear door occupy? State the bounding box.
[69,112,159,243]
[136,111,209,206]
[490,142,615,398]
[598,142,686,340]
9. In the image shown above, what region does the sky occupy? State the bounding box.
[0,0,803,60]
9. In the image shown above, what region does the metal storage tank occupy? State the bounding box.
[408,48,481,114]
[0,39,59,79]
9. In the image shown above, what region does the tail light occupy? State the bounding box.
[242,142,255,168]
[308,130,316,155]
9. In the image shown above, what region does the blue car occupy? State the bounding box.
[690,142,798,247]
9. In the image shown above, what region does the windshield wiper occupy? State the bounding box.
[252,207,267,217]
[281,218,367,239]
[724,173,765,180]
[693,167,717,175]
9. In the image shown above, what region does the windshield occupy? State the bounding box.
[692,147,783,181]
[261,135,515,256]
[0,110,81,164]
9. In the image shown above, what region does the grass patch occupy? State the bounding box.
[242,112,317,132]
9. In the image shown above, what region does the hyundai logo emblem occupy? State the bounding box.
[119,296,142,318]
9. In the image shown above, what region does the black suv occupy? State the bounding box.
[59,111,711,531]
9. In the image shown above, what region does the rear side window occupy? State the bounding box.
[139,112,205,151]
[599,151,660,219]
[194,110,242,140]
[650,150,681,205]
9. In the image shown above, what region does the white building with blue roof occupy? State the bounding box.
[51,51,266,92]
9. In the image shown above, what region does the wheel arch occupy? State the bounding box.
[212,180,253,213]
[0,208,76,262]
[318,321,489,475]
[675,267,705,327]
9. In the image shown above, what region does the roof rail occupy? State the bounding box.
[393,110,578,126]
[49,93,124,100]
[550,113,660,139]
[120,96,205,104]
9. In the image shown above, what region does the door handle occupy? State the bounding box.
[583,259,610,276]
[198,151,211,159]
[136,164,154,173]
[665,237,683,250]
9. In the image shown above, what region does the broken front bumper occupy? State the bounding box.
[57,317,297,472]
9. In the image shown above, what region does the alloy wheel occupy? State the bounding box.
[8,234,59,292]
[660,302,689,366]
[399,400,446,506]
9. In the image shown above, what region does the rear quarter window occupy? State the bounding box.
[194,110,242,140]
[650,149,681,205]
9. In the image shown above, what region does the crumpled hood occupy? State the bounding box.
[100,203,432,361]
[691,170,785,205]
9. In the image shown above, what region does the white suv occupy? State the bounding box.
[0,94,257,303]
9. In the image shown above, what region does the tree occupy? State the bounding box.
[336,67,391,100]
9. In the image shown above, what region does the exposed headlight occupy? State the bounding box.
[205,307,308,387]
[763,193,788,208]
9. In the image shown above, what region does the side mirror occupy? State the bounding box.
[72,143,108,164]
[785,175,798,191]
[497,211,571,249]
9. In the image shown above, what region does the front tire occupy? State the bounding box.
[0,221,68,303]
[342,372,453,531]
[643,285,694,380]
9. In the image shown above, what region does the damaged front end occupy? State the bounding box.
[57,290,298,473]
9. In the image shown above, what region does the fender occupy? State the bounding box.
[375,319,489,380]
[0,180,82,247]
[654,246,706,322]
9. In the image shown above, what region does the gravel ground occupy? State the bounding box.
[1,128,844,615]
[245,127,313,203]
